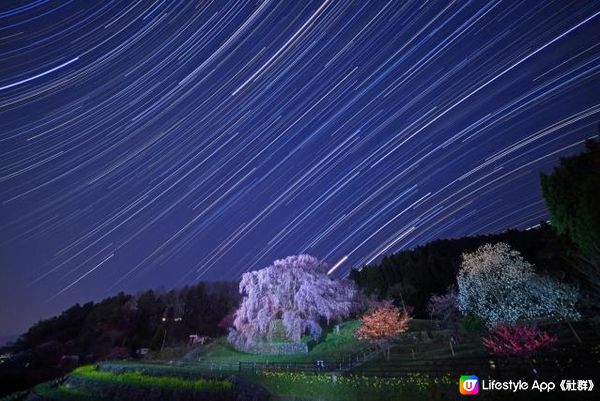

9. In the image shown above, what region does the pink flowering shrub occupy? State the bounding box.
[356,304,411,343]
[482,324,557,357]
[356,302,411,360]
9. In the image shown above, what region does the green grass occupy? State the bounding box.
[71,365,232,392]
[244,371,451,401]
[198,320,365,363]
[85,318,487,396]
[195,318,484,367]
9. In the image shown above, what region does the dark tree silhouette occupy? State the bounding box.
[541,139,600,290]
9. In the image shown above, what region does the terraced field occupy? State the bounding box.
[3,319,597,401]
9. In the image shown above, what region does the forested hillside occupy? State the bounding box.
[3,283,238,368]
[349,223,579,316]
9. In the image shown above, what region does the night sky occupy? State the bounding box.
[1,0,599,337]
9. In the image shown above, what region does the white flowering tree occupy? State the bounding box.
[228,254,357,348]
[457,243,579,327]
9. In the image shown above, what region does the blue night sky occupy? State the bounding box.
[0,0,599,336]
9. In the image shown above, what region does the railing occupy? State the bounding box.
[237,347,599,378]
[97,344,599,380]
[238,360,350,374]
[232,342,383,375]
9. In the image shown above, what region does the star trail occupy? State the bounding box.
[0,0,599,335]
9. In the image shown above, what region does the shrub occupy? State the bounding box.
[427,286,459,324]
[482,324,557,357]
[459,315,484,333]
[356,303,410,359]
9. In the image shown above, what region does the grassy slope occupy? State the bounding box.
[191,319,467,400]
[133,318,481,369]
[2,319,480,401]
[197,320,365,363]
[146,318,473,365]
[199,318,481,400]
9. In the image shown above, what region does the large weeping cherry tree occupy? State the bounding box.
[228,254,357,348]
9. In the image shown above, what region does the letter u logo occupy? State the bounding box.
[460,375,479,395]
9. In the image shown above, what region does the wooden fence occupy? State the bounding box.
[237,347,599,379]
[97,344,599,380]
